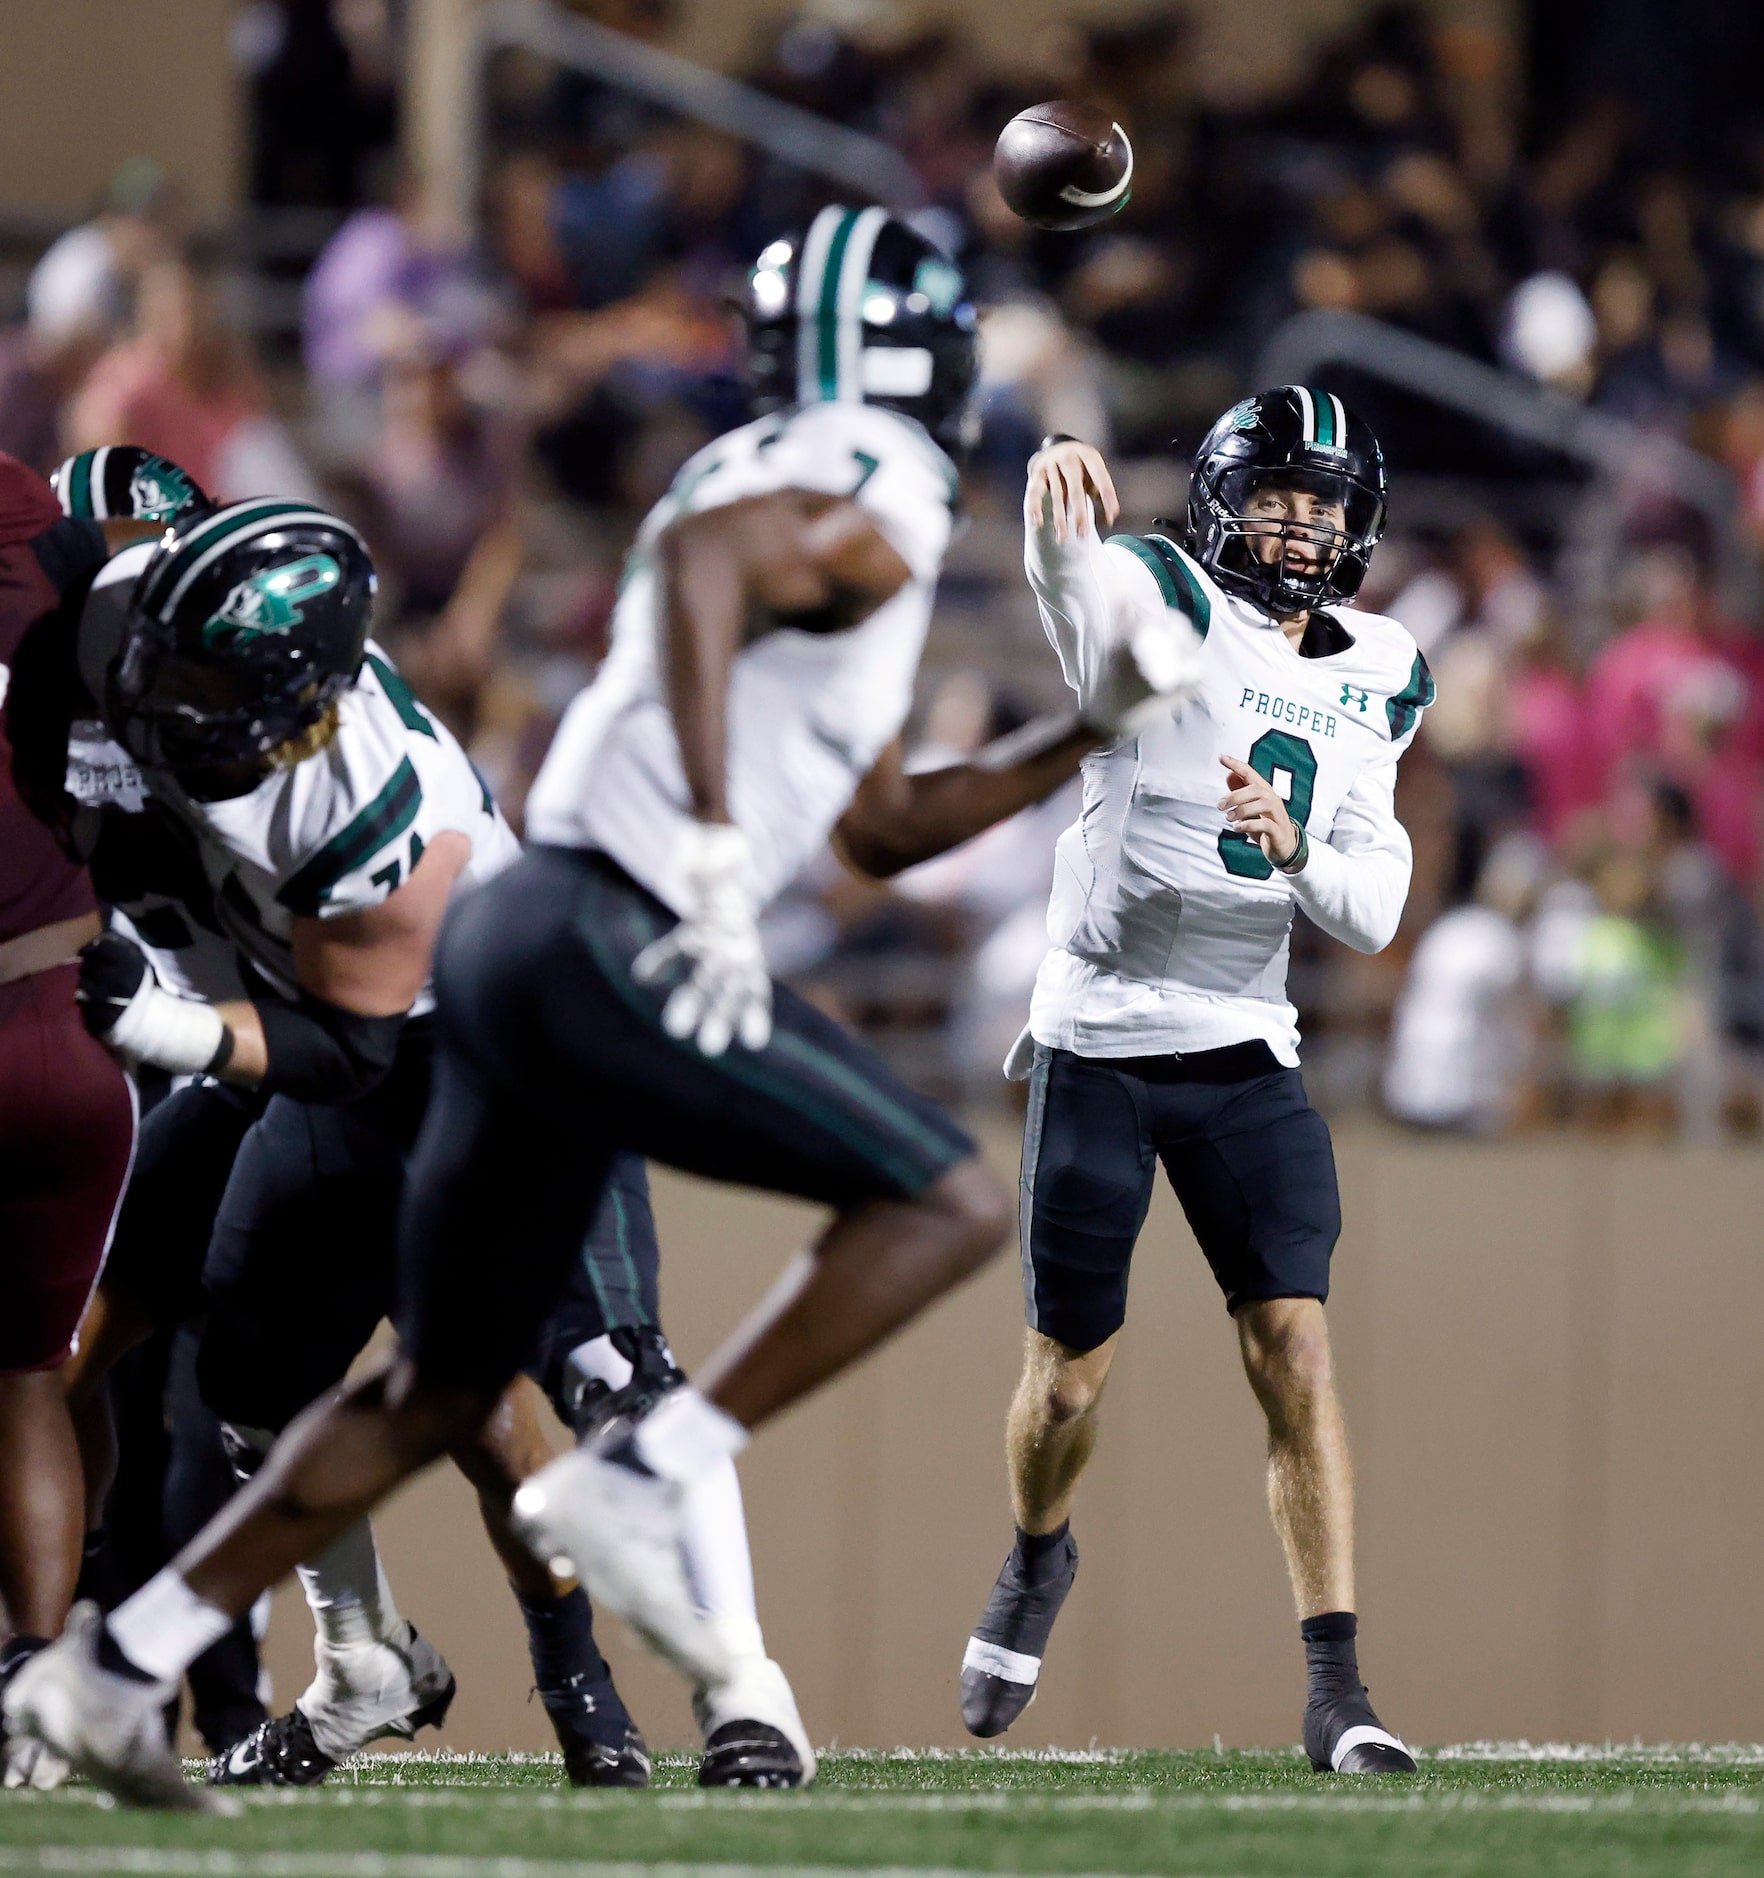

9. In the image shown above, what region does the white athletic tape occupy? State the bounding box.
[961,1636,1040,1684]
[1331,1723,1410,1770]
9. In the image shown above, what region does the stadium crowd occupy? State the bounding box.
[4,0,1764,1136]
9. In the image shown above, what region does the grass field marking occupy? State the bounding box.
[1430,1741,1764,1765]
[53,1784,1756,1823]
[0,1855,1246,1878]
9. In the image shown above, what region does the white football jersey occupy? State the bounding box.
[524,399,958,915]
[1023,516,1433,1066]
[78,543,519,1013]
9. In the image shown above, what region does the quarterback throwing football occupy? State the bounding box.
[962,389,1432,1774]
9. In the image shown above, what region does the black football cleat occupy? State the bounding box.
[960,1527,1078,1738]
[208,1707,334,1787]
[1305,1694,1417,1774]
[563,1722,651,1788]
[698,1720,805,1788]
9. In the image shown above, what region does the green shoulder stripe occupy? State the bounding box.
[364,652,438,741]
[277,756,423,916]
[1386,650,1436,741]
[1106,534,1212,639]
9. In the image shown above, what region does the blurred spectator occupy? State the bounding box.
[1587,521,1764,885]
[303,168,505,459]
[68,259,321,503]
[0,159,173,472]
[1384,833,1545,1132]
[335,331,526,738]
[1562,845,1690,1130]
[26,158,171,348]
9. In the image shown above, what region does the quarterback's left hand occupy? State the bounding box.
[1218,754,1304,870]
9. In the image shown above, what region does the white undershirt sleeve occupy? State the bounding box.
[1287,750,1412,954]
[1023,501,1167,707]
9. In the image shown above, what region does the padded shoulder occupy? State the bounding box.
[1103,532,1214,637]
[1332,604,1435,741]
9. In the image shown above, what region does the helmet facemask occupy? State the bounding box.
[108,634,347,796]
[1200,465,1384,615]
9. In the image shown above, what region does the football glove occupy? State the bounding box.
[77,931,230,1075]
[632,823,772,1058]
[1081,598,1206,739]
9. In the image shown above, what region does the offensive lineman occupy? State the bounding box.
[4,206,1194,1804]
[959,393,1431,1773]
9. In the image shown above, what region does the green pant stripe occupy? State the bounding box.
[570,891,939,1192]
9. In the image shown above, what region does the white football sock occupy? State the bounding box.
[295,1519,402,1653]
[680,1455,764,1660]
[563,1333,634,1403]
[106,1571,233,1686]
[633,1386,748,1483]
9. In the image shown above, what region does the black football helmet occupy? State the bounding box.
[1186,386,1387,614]
[53,446,209,525]
[108,498,376,783]
[743,205,979,452]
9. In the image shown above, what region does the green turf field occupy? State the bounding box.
[1,1745,1761,1878]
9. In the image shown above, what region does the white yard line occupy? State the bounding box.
[0,1857,1243,1878]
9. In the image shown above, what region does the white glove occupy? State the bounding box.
[1082,599,1207,739]
[633,823,772,1057]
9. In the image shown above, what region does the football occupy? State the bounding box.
[992,101,1133,232]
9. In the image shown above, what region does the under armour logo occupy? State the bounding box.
[1340,683,1370,712]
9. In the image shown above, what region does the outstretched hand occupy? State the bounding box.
[1026,441,1120,542]
[1218,754,1302,869]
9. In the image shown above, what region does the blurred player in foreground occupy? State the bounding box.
[4,206,1192,1806]
[961,393,1431,1773]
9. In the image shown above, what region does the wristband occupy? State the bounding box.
[1273,825,1310,875]
[1038,433,1080,454]
[106,979,232,1076]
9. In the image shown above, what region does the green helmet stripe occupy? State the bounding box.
[794,207,843,403]
[834,206,890,401]
[153,502,358,617]
[816,208,858,400]
[1309,387,1335,447]
[68,450,96,519]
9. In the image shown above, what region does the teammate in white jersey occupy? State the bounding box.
[7,208,1197,1808]
[961,390,1432,1774]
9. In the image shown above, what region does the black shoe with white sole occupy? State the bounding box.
[563,1722,652,1788]
[208,1707,334,1787]
[960,1525,1078,1738]
[1304,1693,1417,1774]
[698,1719,804,1788]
